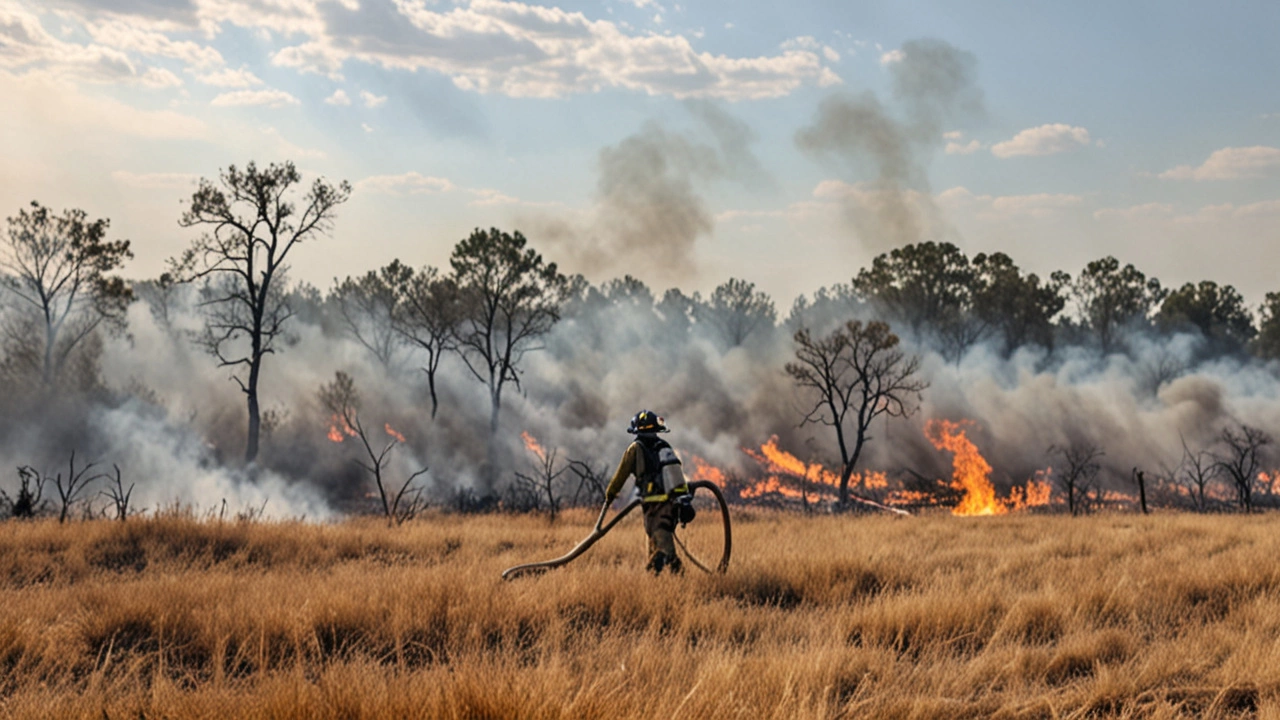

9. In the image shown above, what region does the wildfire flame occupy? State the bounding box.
[385,423,406,443]
[925,419,1006,516]
[688,456,726,486]
[520,431,547,462]
[741,436,888,500]
[1008,468,1053,511]
[326,414,357,443]
[743,436,835,499]
[1259,471,1280,495]
[925,420,1054,515]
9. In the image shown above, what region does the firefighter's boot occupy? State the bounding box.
[646,550,668,574]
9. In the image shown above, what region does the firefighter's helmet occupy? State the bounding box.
[627,409,668,434]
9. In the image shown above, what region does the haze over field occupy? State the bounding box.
[1,0,1279,519]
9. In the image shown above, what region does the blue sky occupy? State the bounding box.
[2,0,1278,306]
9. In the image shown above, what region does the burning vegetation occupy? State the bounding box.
[1,159,1280,522]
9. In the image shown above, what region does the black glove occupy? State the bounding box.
[677,494,696,526]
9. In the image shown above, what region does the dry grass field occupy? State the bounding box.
[2,508,1280,719]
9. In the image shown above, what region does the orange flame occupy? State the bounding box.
[1259,471,1280,495]
[747,437,887,499]
[1008,468,1053,510]
[740,436,889,500]
[925,419,1006,516]
[520,431,547,462]
[326,414,357,443]
[747,437,836,487]
[688,456,726,486]
[385,423,406,443]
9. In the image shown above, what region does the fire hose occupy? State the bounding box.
[501,480,731,580]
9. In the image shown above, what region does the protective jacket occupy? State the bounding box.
[604,434,689,504]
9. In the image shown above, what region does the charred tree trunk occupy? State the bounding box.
[425,365,440,419]
[1133,468,1149,515]
[245,330,263,464]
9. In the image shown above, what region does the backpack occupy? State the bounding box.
[634,437,686,499]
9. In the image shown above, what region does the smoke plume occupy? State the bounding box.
[527,102,766,285]
[796,38,983,252]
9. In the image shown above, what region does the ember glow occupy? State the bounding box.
[925,419,1007,516]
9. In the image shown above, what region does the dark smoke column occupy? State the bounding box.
[171,161,351,464]
[450,228,567,490]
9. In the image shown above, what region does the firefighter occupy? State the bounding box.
[600,410,694,574]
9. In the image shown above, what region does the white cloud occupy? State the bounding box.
[265,0,839,100]
[822,46,839,62]
[355,172,454,195]
[990,124,1091,158]
[0,2,182,87]
[781,36,821,51]
[323,88,351,105]
[879,48,904,65]
[197,67,263,88]
[467,187,521,206]
[945,139,983,155]
[139,66,182,87]
[361,122,373,133]
[85,19,222,68]
[110,170,199,189]
[1157,146,1280,181]
[211,88,299,107]
[359,89,386,108]
[938,186,1084,217]
[942,130,963,140]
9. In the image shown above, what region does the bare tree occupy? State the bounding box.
[1176,435,1219,511]
[450,229,566,486]
[172,161,351,463]
[1049,443,1104,516]
[99,464,135,522]
[566,459,606,507]
[514,433,567,521]
[785,319,927,509]
[390,265,460,419]
[0,201,132,388]
[319,371,427,524]
[1214,424,1272,512]
[52,451,98,523]
[332,261,409,369]
[2,466,47,518]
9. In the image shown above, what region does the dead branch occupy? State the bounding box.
[99,464,135,522]
[53,451,98,523]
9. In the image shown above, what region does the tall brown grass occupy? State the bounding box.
[2,508,1280,719]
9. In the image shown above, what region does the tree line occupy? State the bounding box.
[2,160,1279,519]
